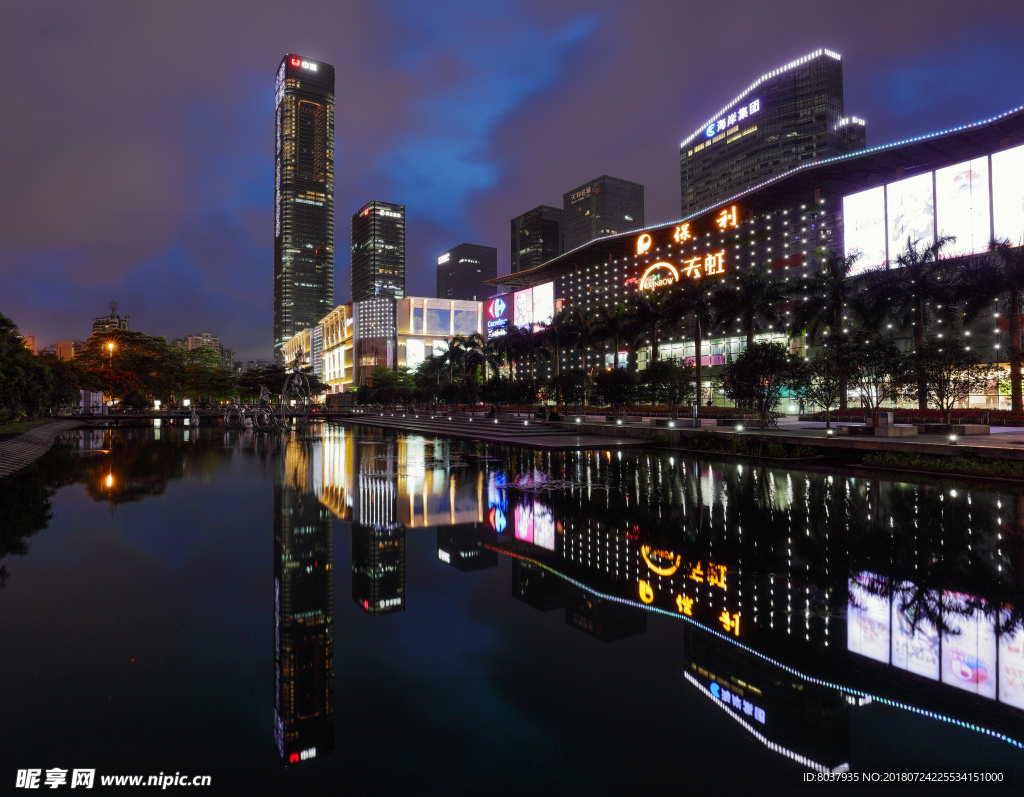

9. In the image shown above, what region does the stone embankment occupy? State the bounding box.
[0,420,84,479]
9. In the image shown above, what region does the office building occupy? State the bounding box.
[679,48,865,216]
[488,103,1024,405]
[511,205,563,273]
[274,54,335,364]
[436,243,497,302]
[562,175,644,253]
[92,299,129,336]
[351,201,405,303]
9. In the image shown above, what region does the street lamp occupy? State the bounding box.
[107,342,114,362]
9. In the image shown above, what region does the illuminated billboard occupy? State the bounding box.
[999,609,1024,710]
[891,584,939,680]
[941,592,997,699]
[485,295,510,339]
[513,287,533,329]
[936,158,990,257]
[847,572,890,664]
[514,500,533,544]
[532,282,555,327]
[843,186,886,271]
[887,172,934,258]
[992,143,1024,243]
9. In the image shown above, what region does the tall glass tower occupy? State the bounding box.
[351,201,406,303]
[274,54,335,364]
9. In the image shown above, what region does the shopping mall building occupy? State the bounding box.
[489,101,1024,405]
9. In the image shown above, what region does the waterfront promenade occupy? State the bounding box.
[0,420,84,479]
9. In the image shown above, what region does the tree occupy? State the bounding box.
[0,312,50,421]
[912,337,992,425]
[670,278,718,407]
[721,342,806,430]
[595,303,632,370]
[799,348,845,429]
[790,247,867,410]
[716,262,788,348]
[866,235,957,409]
[956,238,1024,411]
[592,368,639,418]
[625,287,679,365]
[641,358,696,419]
[847,335,913,413]
[37,354,91,414]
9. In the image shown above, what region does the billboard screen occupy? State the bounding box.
[887,172,934,258]
[936,158,991,257]
[941,591,997,699]
[992,143,1024,243]
[405,337,425,371]
[485,295,510,339]
[999,608,1024,710]
[843,186,887,271]
[532,282,555,327]
[891,583,940,680]
[848,572,890,663]
[513,288,533,329]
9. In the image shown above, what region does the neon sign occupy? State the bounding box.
[487,297,506,319]
[437,252,450,265]
[289,58,318,72]
[638,262,679,291]
[636,233,652,255]
[705,99,760,138]
[639,580,655,604]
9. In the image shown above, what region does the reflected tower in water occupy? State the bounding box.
[274,437,334,765]
[351,436,406,616]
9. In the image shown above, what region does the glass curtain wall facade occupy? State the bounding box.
[680,49,864,217]
[511,205,563,273]
[562,176,644,253]
[351,201,406,303]
[274,55,335,364]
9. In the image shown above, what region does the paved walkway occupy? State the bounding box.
[0,420,84,480]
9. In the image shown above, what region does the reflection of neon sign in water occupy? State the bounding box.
[640,545,681,576]
[489,507,507,534]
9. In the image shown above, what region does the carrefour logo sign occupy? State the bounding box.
[488,297,506,319]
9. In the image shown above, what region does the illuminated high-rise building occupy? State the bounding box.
[679,49,865,216]
[436,243,497,302]
[351,201,406,303]
[562,176,644,253]
[510,205,562,274]
[274,54,335,364]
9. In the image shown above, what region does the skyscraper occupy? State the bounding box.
[679,49,865,216]
[510,205,563,273]
[351,201,406,303]
[274,54,335,365]
[436,243,497,301]
[562,176,644,253]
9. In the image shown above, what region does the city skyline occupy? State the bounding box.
[2,1,1022,359]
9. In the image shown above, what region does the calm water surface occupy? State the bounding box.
[2,422,1023,795]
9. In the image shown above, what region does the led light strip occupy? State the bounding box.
[484,545,1024,750]
[681,49,841,149]
[683,672,848,773]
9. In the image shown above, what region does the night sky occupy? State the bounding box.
[2,0,1022,360]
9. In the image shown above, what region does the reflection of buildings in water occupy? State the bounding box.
[512,560,563,611]
[437,524,497,572]
[683,625,852,772]
[351,437,405,616]
[274,440,334,766]
[564,585,646,642]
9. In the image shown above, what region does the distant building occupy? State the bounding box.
[436,243,497,302]
[679,48,865,216]
[20,334,36,354]
[93,299,129,336]
[351,201,406,303]
[562,175,644,253]
[55,342,76,361]
[274,54,336,365]
[511,205,562,274]
[236,359,273,375]
[321,304,354,394]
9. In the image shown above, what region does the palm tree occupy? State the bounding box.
[595,303,632,370]
[670,278,718,408]
[540,306,595,380]
[625,288,679,365]
[716,261,788,348]
[956,238,1024,412]
[866,235,957,410]
[790,247,868,410]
